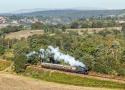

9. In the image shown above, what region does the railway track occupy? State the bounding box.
[33,66,125,84]
[62,71,125,84]
[87,74,125,84]
[28,66,125,83]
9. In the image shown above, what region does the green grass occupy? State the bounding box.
[24,66,125,89]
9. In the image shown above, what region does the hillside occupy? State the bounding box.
[2,9,125,24]
[17,9,125,18]
[10,9,125,24]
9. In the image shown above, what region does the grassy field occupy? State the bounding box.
[0,73,117,90]
[4,27,122,40]
[24,66,125,89]
[0,60,11,71]
[5,30,44,39]
[67,27,122,35]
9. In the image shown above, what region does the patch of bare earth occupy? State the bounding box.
[5,30,44,40]
[0,73,120,90]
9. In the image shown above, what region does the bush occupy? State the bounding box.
[0,45,5,55]
[3,49,14,60]
[27,54,40,65]
[0,60,11,71]
[1,25,23,34]
[14,54,27,73]
[117,65,125,76]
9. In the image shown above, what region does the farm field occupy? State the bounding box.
[0,73,121,90]
[5,30,44,39]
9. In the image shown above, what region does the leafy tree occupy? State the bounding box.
[122,23,125,37]
[71,22,80,29]
[13,40,30,55]
[61,25,66,32]
[27,53,40,65]
[14,54,27,73]
[0,25,23,34]
[31,22,43,30]
[0,45,5,55]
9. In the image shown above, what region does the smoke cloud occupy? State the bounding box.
[27,46,86,68]
[39,46,86,67]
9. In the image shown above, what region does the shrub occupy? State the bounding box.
[0,45,5,55]
[0,60,11,71]
[14,54,27,73]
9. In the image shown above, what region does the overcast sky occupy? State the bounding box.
[0,0,125,13]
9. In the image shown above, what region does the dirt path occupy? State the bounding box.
[0,73,120,90]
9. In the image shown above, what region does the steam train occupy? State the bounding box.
[41,63,89,75]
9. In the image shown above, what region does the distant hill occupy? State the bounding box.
[17,9,125,17]
[10,8,50,14]
[1,9,125,24]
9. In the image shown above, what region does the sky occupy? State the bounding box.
[0,0,125,13]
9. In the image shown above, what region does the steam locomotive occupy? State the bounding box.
[41,63,88,75]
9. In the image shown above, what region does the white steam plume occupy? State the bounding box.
[40,46,86,67]
[27,46,86,68]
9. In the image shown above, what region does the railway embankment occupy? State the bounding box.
[23,65,125,89]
